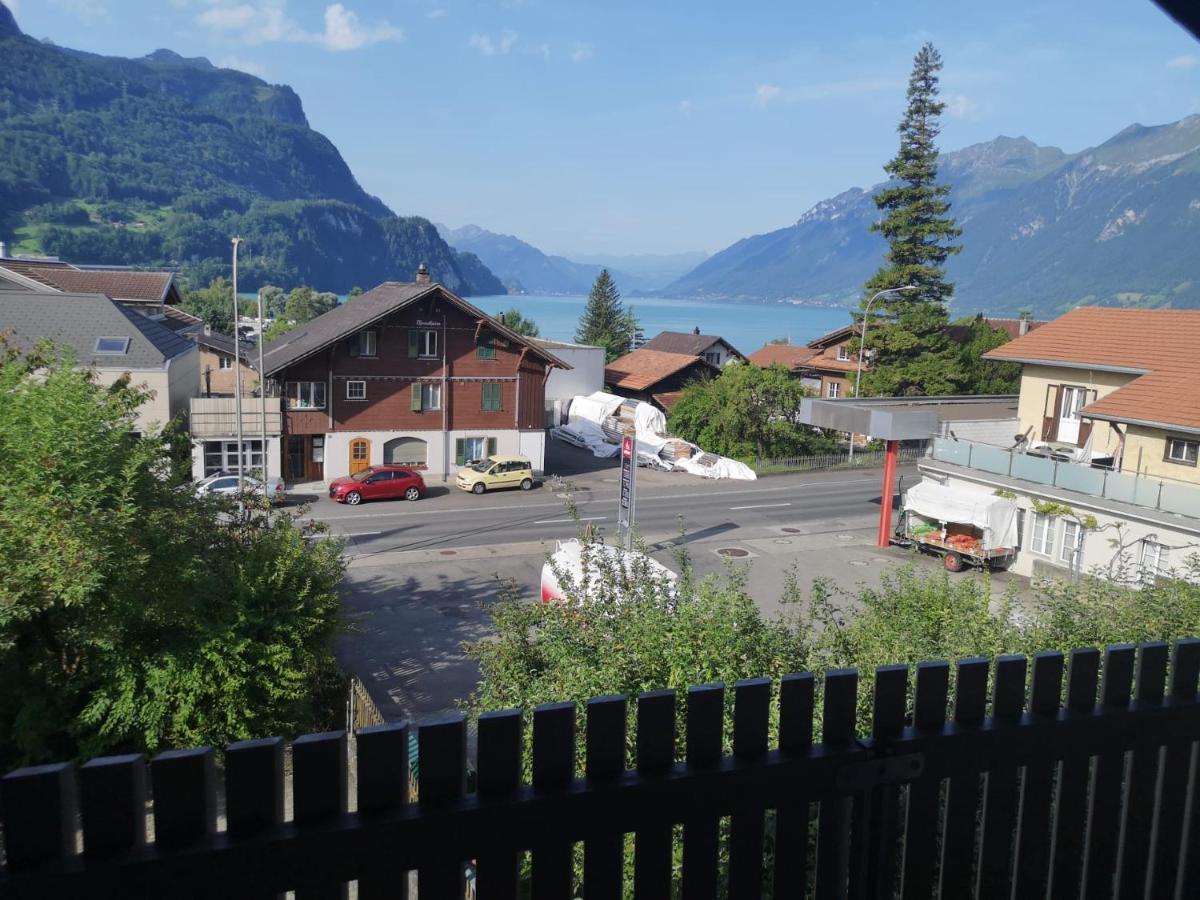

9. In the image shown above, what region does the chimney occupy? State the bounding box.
[1018,317,1030,336]
[693,326,700,335]
[416,262,430,285]
[0,240,7,259]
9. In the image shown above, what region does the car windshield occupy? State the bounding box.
[350,469,376,481]
[470,459,494,473]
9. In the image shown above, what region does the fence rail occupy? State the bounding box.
[3,640,1200,898]
[757,444,926,474]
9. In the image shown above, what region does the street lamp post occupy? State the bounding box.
[257,288,269,503]
[231,236,244,494]
[848,285,917,460]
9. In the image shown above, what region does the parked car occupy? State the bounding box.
[329,466,426,505]
[455,454,534,494]
[194,472,286,504]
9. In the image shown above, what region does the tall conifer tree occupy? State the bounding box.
[860,43,963,397]
[576,269,639,362]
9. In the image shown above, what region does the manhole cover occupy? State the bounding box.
[717,547,751,558]
[872,556,891,564]
[774,539,792,545]
[781,527,804,534]
[439,549,457,556]
[836,533,857,542]
[848,559,870,567]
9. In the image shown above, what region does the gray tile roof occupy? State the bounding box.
[641,330,745,360]
[262,281,570,375]
[0,291,196,369]
[193,330,256,363]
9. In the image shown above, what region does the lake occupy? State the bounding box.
[466,294,853,354]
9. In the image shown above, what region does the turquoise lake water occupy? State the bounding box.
[465,294,852,354]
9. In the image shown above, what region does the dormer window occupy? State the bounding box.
[348,329,377,358]
[95,337,130,354]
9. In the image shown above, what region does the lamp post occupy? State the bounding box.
[231,236,244,494]
[848,285,917,460]
[257,288,269,502]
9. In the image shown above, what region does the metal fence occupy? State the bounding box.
[4,640,1200,898]
[931,437,1200,520]
[757,444,927,474]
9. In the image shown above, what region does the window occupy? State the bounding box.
[286,381,327,409]
[218,354,233,370]
[827,382,841,398]
[409,328,438,358]
[348,330,377,357]
[312,436,324,463]
[1141,540,1168,582]
[1029,513,1054,556]
[202,439,264,476]
[94,337,130,354]
[482,382,502,411]
[456,436,497,465]
[1061,520,1085,569]
[346,380,366,401]
[410,382,441,412]
[837,345,851,361]
[702,351,720,366]
[1166,437,1199,467]
[477,334,496,360]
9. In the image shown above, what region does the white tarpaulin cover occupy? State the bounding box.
[568,391,624,427]
[550,421,620,457]
[903,479,1018,550]
[675,454,757,481]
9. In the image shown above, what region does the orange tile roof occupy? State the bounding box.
[652,390,684,411]
[747,344,820,369]
[984,307,1200,431]
[605,348,713,392]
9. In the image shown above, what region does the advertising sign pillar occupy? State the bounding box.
[618,436,637,550]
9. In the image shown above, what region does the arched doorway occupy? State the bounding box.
[349,437,371,475]
[383,436,428,468]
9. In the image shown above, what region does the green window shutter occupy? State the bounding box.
[455,439,466,466]
[482,383,501,411]
[411,382,423,412]
[477,334,495,360]
[487,437,497,457]
[408,329,418,358]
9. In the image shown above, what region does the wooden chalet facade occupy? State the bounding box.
[261,273,568,482]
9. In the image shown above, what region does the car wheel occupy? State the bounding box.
[472,482,486,495]
[520,478,533,491]
[346,491,362,505]
[405,487,421,501]
[943,551,963,573]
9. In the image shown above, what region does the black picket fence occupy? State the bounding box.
[3,640,1200,899]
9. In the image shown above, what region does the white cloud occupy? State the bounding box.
[945,93,978,120]
[1167,55,1199,70]
[219,55,268,77]
[196,2,401,52]
[569,41,593,63]
[754,83,781,107]
[469,28,517,55]
[426,8,446,18]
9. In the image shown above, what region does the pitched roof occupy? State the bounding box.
[0,291,196,369]
[161,305,204,332]
[193,330,257,365]
[652,390,684,411]
[747,343,820,370]
[983,307,1200,431]
[604,348,716,392]
[641,330,745,360]
[0,259,176,302]
[807,324,860,349]
[261,281,569,376]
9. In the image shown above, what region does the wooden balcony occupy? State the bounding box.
[2,640,1199,897]
[189,397,282,438]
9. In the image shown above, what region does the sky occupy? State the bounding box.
[7,0,1200,257]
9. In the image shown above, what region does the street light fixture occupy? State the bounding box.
[847,285,917,460]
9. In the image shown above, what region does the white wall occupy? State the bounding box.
[544,344,605,424]
[320,428,541,482]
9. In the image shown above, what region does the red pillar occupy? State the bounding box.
[877,439,899,548]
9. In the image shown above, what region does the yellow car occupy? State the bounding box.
[456,454,534,494]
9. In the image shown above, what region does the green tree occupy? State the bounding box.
[497,308,540,337]
[0,340,346,766]
[259,284,286,317]
[860,43,964,397]
[668,363,839,460]
[347,286,364,299]
[282,285,338,324]
[576,270,639,362]
[952,315,1021,394]
[178,276,235,334]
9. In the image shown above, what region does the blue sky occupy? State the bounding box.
[8,0,1200,256]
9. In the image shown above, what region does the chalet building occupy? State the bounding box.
[640,328,746,367]
[603,348,718,412]
[257,271,568,483]
[194,331,260,398]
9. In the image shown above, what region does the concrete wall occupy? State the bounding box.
[1015,364,1132,453]
[320,428,544,482]
[543,344,605,423]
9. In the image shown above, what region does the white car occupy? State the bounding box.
[195,472,286,504]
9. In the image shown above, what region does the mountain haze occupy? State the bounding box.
[667,117,1200,316]
[0,2,503,295]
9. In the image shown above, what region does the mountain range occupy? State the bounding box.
[436,224,703,294]
[664,116,1200,316]
[0,2,503,295]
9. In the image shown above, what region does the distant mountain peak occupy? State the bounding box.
[0,1,22,38]
[142,48,216,70]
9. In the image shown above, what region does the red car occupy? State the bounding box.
[329,466,426,505]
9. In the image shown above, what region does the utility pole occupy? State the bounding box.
[232,237,244,495]
[849,285,916,461]
[257,288,269,502]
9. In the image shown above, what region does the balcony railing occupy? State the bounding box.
[930,437,1200,521]
[3,641,1200,898]
[189,397,282,438]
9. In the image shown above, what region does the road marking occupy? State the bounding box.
[729,503,792,510]
[533,516,607,525]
